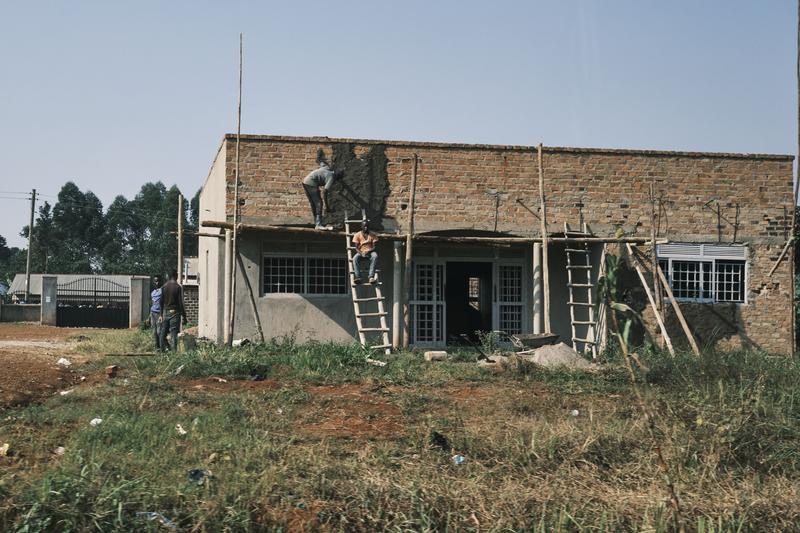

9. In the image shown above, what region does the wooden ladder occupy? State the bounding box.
[564,222,598,359]
[344,216,392,355]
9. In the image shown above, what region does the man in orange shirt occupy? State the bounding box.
[352,220,379,284]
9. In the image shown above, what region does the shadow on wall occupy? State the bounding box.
[663,303,757,352]
[321,144,390,229]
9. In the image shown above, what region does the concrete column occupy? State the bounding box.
[222,229,232,345]
[392,241,403,348]
[129,276,149,328]
[40,275,57,326]
[532,243,542,334]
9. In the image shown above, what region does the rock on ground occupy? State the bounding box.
[517,342,596,370]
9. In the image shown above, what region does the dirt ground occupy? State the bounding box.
[0,323,100,408]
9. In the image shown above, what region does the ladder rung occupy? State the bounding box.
[345,219,365,224]
[350,269,380,275]
[360,327,389,332]
[352,282,382,287]
[369,344,392,350]
[573,338,597,344]
[567,301,593,307]
[565,248,589,253]
[567,283,593,288]
[567,265,592,269]
[354,297,385,302]
[357,312,387,317]
[572,320,596,325]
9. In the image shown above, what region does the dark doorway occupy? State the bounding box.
[446,262,492,342]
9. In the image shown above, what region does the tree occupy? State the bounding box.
[0,235,26,289]
[49,183,105,273]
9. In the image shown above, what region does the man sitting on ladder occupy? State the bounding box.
[352,220,378,284]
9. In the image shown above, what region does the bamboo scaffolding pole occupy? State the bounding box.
[638,248,701,356]
[226,33,243,346]
[402,154,418,348]
[177,193,184,282]
[537,144,551,333]
[626,243,675,356]
[202,220,661,244]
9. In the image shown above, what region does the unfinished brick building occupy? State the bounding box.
[198,134,795,354]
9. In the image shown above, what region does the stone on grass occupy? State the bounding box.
[424,351,448,362]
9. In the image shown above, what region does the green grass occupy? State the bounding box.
[2,331,800,531]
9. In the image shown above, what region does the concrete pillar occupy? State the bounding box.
[392,241,403,348]
[532,243,542,334]
[223,229,233,345]
[129,276,149,328]
[40,275,57,326]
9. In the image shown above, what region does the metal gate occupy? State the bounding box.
[57,277,129,328]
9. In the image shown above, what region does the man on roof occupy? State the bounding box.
[302,161,343,230]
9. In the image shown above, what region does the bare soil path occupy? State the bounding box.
[0,323,102,408]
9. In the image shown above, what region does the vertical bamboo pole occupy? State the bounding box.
[402,153,418,348]
[392,241,403,348]
[177,193,184,283]
[537,144,551,333]
[226,33,243,346]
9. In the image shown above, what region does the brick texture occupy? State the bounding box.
[209,135,794,353]
[183,285,199,325]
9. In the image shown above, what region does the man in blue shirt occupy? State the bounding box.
[302,162,343,229]
[150,276,162,350]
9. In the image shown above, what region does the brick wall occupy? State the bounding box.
[223,135,793,244]
[209,135,794,353]
[183,285,198,325]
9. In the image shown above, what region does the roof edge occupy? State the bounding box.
[222,134,794,161]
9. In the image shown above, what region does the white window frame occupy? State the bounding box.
[262,250,349,297]
[410,261,446,346]
[656,244,748,304]
[409,255,528,347]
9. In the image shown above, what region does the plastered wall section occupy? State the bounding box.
[230,232,396,344]
[198,143,228,341]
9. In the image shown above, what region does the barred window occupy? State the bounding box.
[263,256,347,295]
[657,244,746,304]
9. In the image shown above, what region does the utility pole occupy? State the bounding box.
[177,193,184,283]
[24,189,36,302]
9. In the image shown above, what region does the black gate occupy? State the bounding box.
[57,277,129,329]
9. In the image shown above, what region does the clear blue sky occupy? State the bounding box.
[0,0,795,247]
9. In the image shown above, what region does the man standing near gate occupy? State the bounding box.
[159,270,187,352]
[150,276,162,350]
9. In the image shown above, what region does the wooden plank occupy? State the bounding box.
[625,243,675,357]
[203,220,661,245]
[768,236,794,277]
